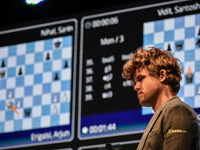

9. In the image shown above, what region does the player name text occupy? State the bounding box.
[157,2,200,17]
[31,130,70,142]
[41,25,74,37]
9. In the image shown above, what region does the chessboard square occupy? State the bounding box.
[32,117,41,129]
[25,86,33,96]
[59,113,70,125]
[0,111,5,122]
[24,75,34,86]
[7,56,17,67]
[154,43,163,50]
[16,76,24,87]
[8,45,17,56]
[8,67,16,78]
[15,87,24,98]
[43,83,51,93]
[25,53,35,64]
[17,44,26,55]
[174,51,184,63]
[0,80,6,90]
[154,20,164,32]
[53,37,63,49]
[35,40,44,52]
[185,27,195,38]
[52,60,62,71]
[32,106,42,117]
[61,69,71,80]
[6,77,16,88]
[60,102,70,113]
[175,16,184,29]
[143,22,154,34]
[194,95,200,108]
[41,105,50,115]
[185,50,194,62]
[41,116,50,128]
[34,62,43,74]
[180,74,185,86]
[63,36,73,48]
[0,122,4,133]
[17,55,25,65]
[0,89,6,100]
[143,34,153,45]
[184,84,195,97]
[14,120,22,131]
[42,94,51,105]
[6,111,14,121]
[51,82,61,92]
[185,15,195,27]
[43,61,52,72]
[43,72,52,83]
[24,96,33,108]
[164,30,174,42]
[154,32,164,44]
[22,118,32,130]
[33,95,42,105]
[195,61,200,72]
[195,72,200,83]
[62,80,71,91]
[51,115,59,126]
[184,61,195,74]
[44,39,53,50]
[25,64,34,75]
[196,14,200,25]
[184,38,195,50]
[5,120,14,132]
[184,97,194,108]
[142,106,154,115]
[0,46,8,58]
[62,47,72,59]
[53,49,62,60]
[35,52,43,63]
[164,18,175,31]
[34,73,42,84]
[174,28,185,41]
[0,101,5,111]
[63,58,72,68]
[33,84,42,95]
[26,42,35,53]
[14,109,23,120]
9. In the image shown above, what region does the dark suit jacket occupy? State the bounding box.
[137,96,200,150]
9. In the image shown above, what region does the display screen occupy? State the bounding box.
[0,19,77,149]
[0,0,200,149]
[78,0,200,140]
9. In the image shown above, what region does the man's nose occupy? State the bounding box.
[134,82,141,91]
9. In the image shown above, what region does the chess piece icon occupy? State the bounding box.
[46,52,50,60]
[62,92,68,102]
[186,67,193,83]
[198,27,200,36]
[53,94,59,103]
[8,90,13,99]
[197,86,200,95]
[167,43,171,51]
[24,108,31,117]
[54,41,61,48]
[64,60,68,68]
[18,67,23,76]
[1,59,5,68]
[196,39,200,47]
[54,72,59,80]
[0,70,6,78]
[16,100,21,108]
[176,41,183,50]
[52,105,58,114]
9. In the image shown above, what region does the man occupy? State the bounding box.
[122,47,199,150]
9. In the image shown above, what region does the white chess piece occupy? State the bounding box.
[8,91,13,98]
[62,92,67,102]
[16,100,21,108]
[198,86,200,95]
[52,105,58,114]
[53,94,58,103]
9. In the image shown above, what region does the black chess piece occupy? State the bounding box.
[54,72,59,80]
[167,43,171,51]
[18,67,23,76]
[46,52,50,60]
[64,60,68,68]
[198,27,200,36]
[196,39,200,47]
[24,109,31,117]
[54,41,61,48]
[1,59,5,67]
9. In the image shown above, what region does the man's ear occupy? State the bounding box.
[160,69,167,83]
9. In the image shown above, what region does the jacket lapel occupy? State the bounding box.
[137,97,178,150]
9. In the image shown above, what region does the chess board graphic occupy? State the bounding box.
[0,35,73,133]
[143,13,200,115]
